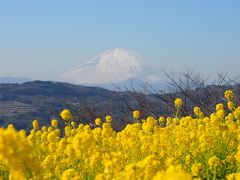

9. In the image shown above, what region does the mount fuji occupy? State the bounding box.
[61,48,166,90]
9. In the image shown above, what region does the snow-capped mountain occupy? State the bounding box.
[62,48,165,90]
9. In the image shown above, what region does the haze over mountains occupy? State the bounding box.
[0,76,32,84]
[61,48,166,90]
[0,48,167,90]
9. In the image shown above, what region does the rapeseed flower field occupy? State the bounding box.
[1,90,240,179]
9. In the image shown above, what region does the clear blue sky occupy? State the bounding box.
[0,0,240,81]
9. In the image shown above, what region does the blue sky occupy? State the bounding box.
[0,0,240,81]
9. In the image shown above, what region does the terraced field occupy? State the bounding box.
[0,101,37,116]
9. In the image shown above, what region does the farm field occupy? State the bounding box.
[0,90,240,179]
[0,101,36,116]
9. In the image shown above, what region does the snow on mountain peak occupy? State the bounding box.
[95,48,143,74]
[61,48,162,84]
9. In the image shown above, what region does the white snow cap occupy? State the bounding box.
[62,48,162,84]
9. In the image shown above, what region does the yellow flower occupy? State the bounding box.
[71,122,76,128]
[51,119,58,128]
[216,109,225,119]
[60,109,72,121]
[47,131,57,143]
[227,173,240,180]
[61,168,80,180]
[95,118,102,126]
[42,155,54,170]
[208,156,221,169]
[191,163,202,176]
[227,101,235,111]
[42,126,47,131]
[194,106,202,117]
[106,115,112,123]
[0,127,40,177]
[32,120,39,130]
[1,89,240,179]
[224,90,234,101]
[61,169,80,180]
[216,103,224,111]
[159,116,165,123]
[133,110,140,119]
[174,98,182,108]
[153,165,192,180]
[185,155,192,165]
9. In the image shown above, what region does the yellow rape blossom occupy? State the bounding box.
[32,119,39,130]
[0,90,239,179]
[133,110,140,119]
[174,98,182,108]
[95,118,102,126]
[224,90,234,102]
[51,119,58,128]
[105,115,112,123]
[60,109,72,121]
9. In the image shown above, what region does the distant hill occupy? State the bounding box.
[0,76,32,84]
[0,81,146,130]
[0,80,234,131]
[82,77,168,91]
